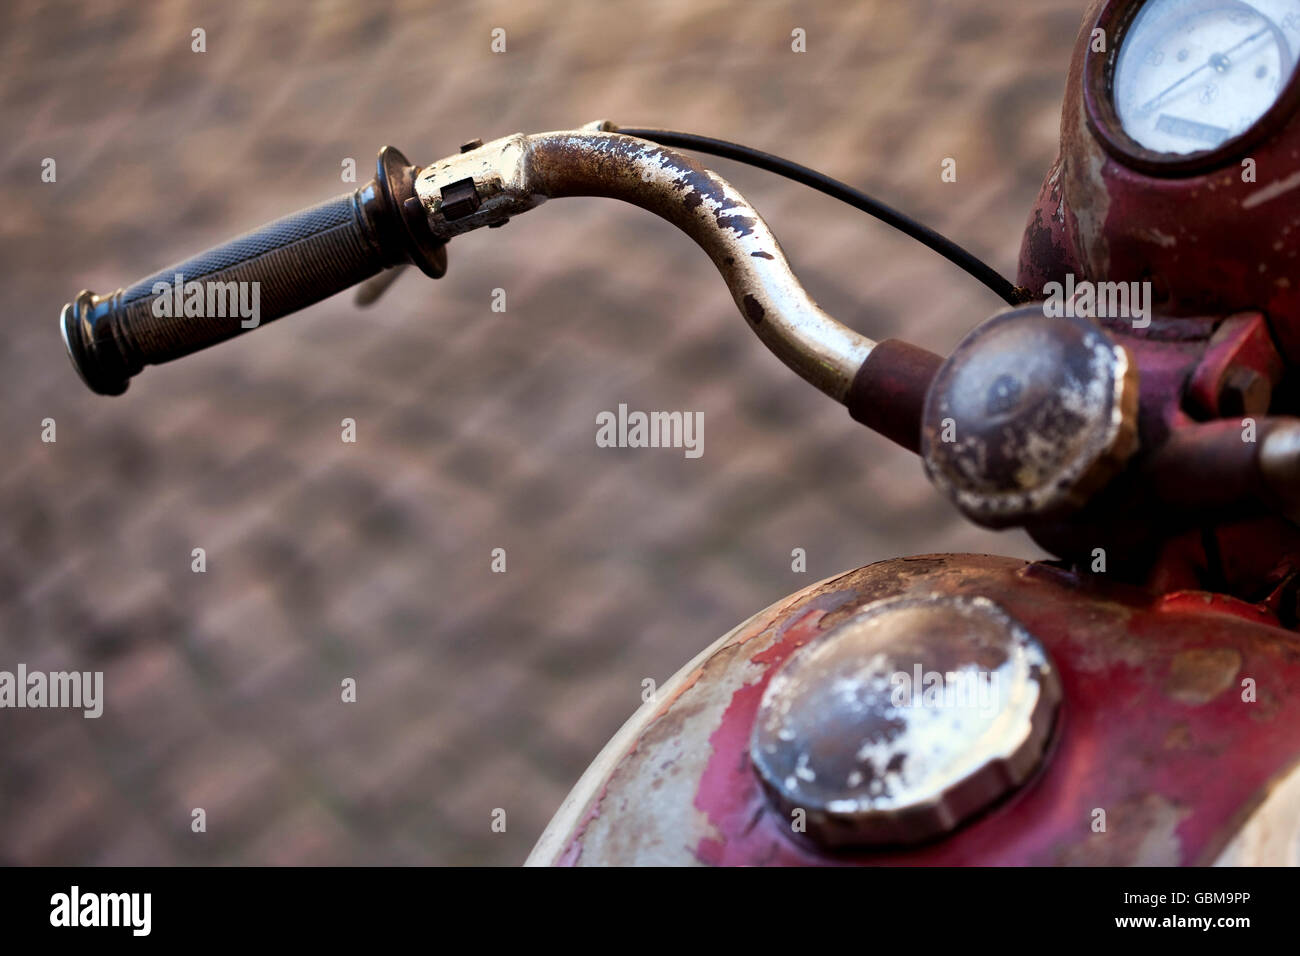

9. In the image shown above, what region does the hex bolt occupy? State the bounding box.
[459,138,484,153]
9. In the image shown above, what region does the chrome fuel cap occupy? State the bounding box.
[749,593,1061,849]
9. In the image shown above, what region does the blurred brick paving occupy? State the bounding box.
[0,0,1085,864]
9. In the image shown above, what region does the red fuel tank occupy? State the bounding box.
[529,555,1300,866]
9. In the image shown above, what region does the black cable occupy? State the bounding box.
[617,127,1029,307]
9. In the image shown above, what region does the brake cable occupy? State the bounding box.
[616,127,1030,308]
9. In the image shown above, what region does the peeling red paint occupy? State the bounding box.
[673,557,1300,866]
[693,607,826,865]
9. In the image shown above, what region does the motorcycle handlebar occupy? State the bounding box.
[62,129,888,412]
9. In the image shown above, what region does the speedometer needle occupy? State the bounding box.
[1139,25,1271,113]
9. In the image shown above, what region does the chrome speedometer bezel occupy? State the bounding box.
[1084,0,1300,175]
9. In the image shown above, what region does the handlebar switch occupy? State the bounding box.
[438,179,482,221]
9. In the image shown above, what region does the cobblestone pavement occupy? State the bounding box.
[0,0,1082,864]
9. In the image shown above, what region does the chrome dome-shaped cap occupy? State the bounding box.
[920,307,1139,528]
[749,593,1061,849]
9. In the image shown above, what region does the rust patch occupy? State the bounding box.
[1058,794,1190,866]
[1023,207,1063,276]
[1164,648,1242,705]
[742,294,765,325]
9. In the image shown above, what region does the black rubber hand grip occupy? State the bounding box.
[62,146,447,395]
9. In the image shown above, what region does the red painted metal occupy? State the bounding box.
[1013,0,1300,598]
[1186,314,1283,419]
[1019,0,1300,364]
[546,556,1300,866]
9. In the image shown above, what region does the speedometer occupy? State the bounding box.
[1114,0,1300,154]
[1088,0,1300,169]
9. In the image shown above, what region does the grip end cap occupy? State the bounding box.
[61,290,131,396]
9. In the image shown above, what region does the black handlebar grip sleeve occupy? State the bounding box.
[61,146,446,395]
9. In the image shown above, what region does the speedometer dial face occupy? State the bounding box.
[1113,0,1300,154]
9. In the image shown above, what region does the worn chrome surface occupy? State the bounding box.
[1260,421,1300,524]
[921,306,1139,527]
[413,127,875,401]
[414,133,545,236]
[749,593,1060,848]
